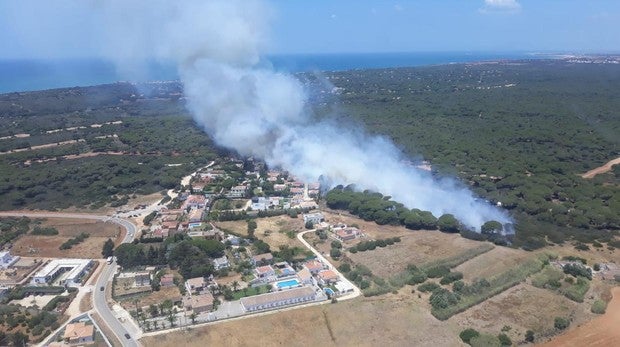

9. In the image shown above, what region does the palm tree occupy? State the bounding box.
[190,312,197,324]
[232,281,239,292]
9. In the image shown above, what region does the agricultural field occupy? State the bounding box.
[10,218,123,258]
[347,230,485,279]
[451,283,584,342]
[454,246,532,281]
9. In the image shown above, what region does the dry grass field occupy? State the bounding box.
[540,286,620,347]
[11,218,123,259]
[141,293,464,347]
[450,283,585,341]
[454,246,532,281]
[347,231,483,278]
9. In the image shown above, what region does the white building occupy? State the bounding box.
[0,251,19,269]
[302,212,324,225]
[31,259,93,287]
[212,255,230,270]
[240,286,316,312]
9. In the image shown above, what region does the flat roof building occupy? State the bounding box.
[31,259,93,287]
[240,286,316,312]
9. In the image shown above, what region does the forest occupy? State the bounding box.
[306,60,620,248]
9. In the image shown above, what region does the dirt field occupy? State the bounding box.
[141,293,464,347]
[119,286,183,310]
[540,243,620,265]
[454,246,532,281]
[347,231,483,278]
[451,283,585,342]
[11,218,123,259]
[540,286,620,346]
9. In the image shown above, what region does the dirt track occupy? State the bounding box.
[539,286,620,347]
[581,157,620,178]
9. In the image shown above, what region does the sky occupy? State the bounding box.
[0,0,619,60]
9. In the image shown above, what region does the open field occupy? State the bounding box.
[11,218,123,259]
[347,231,484,278]
[451,283,585,342]
[141,293,464,347]
[216,216,306,250]
[321,210,410,239]
[454,246,532,281]
[540,286,620,346]
[118,286,183,310]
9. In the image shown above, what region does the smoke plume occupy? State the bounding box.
[99,0,511,230]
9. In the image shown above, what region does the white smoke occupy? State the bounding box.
[97,0,511,230]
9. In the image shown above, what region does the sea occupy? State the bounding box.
[0,52,540,94]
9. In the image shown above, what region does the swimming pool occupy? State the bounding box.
[275,278,301,289]
[324,288,335,296]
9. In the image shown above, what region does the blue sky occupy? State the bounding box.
[0,0,619,59]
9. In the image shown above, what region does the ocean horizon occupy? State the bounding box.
[0,51,546,94]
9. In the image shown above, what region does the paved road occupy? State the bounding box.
[0,211,140,347]
[297,230,361,300]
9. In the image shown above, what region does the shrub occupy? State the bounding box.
[498,333,512,346]
[591,299,607,314]
[338,263,351,273]
[31,227,59,236]
[418,282,441,293]
[554,317,570,330]
[440,271,463,285]
[593,263,601,271]
[525,330,534,342]
[429,288,460,309]
[470,334,501,347]
[459,328,480,344]
[562,263,592,280]
[426,265,450,278]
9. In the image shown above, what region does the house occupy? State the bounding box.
[0,251,19,269]
[212,256,230,270]
[183,292,214,314]
[182,195,207,210]
[185,277,207,294]
[252,253,274,266]
[334,227,361,242]
[254,265,276,279]
[273,184,287,192]
[335,281,355,295]
[251,197,268,211]
[317,270,339,285]
[162,221,179,231]
[63,322,94,344]
[290,187,304,194]
[226,185,248,198]
[303,260,325,274]
[302,212,324,225]
[240,286,316,312]
[273,262,296,278]
[297,267,313,285]
[134,271,151,287]
[188,208,204,224]
[160,274,175,287]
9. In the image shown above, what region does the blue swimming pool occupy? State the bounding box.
[324,288,335,296]
[276,278,300,289]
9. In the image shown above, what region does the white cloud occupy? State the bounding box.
[480,0,521,14]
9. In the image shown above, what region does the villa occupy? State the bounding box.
[63,322,94,344]
[304,259,325,274]
[255,265,276,279]
[317,269,339,285]
[183,292,214,314]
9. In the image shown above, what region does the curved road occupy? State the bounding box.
[0,211,139,347]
